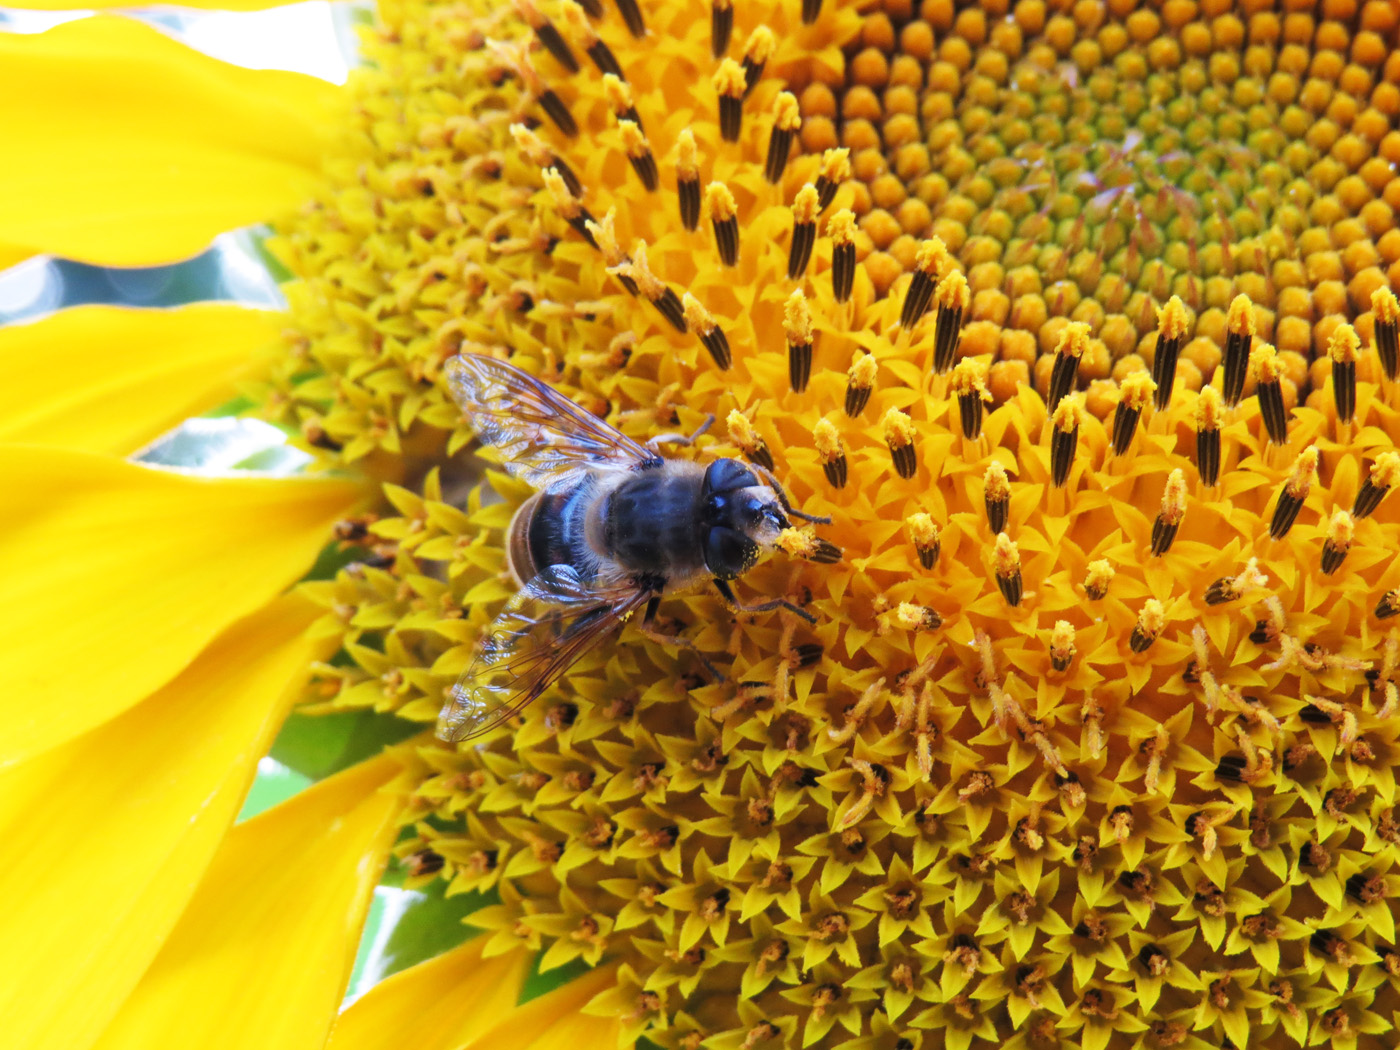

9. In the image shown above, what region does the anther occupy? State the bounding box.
[890,602,942,633]
[1049,394,1084,488]
[1355,452,1400,518]
[610,241,686,332]
[1328,323,1360,425]
[784,289,814,393]
[1151,296,1191,411]
[618,120,657,191]
[710,0,732,58]
[993,533,1023,607]
[543,168,597,248]
[984,461,1010,534]
[787,185,819,280]
[1112,372,1155,456]
[951,359,991,440]
[1269,447,1318,540]
[583,208,635,293]
[1084,559,1114,600]
[682,293,731,370]
[613,0,645,38]
[906,513,940,570]
[602,74,643,132]
[1377,590,1400,619]
[882,408,918,480]
[740,26,774,99]
[706,182,739,266]
[1320,511,1354,576]
[845,353,875,417]
[537,87,578,138]
[1049,621,1076,672]
[505,48,578,137]
[1204,557,1267,605]
[1252,344,1289,445]
[932,272,969,373]
[1047,322,1090,414]
[900,237,951,330]
[1373,287,1400,381]
[727,410,773,471]
[516,0,579,73]
[764,92,801,185]
[813,418,845,488]
[713,59,746,142]
[827,209,856,304]
[813,148,850,212]
[802,0,821,22]
[1150,470,1188,557]
[1193,386,1222,487]
[676,129,701,231]
[560,2,621,78]
[1221,294,1255,407]
[1130,599,1164,653]
[511,123,582,198]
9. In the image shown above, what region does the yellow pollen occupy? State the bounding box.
[618,120,648,159]
[1226,293,1256,336]
[776,528,818,559]
[1373,286,1400,324]
[613,240,665,300]
[881,408,916,449]
[1194,386,1223,431]
[812,418,842,462]
[890,603,938,631]
[681,292,716,336]
[704,182,736,222]
[847,352,876,390]
[984,461,1010,502]
[712,0,731,8]
[913,236,950,277]
[509,122,551,167]
[905,512,938,549]
[934,270,969,310]
[1053,321,1092,359]
[1251,343,1282,384]
[772,91,801,132]
[602,74,634,115]
[1326,510,1355,550]
[1051,392,1084,433]
[1284,447,1319,499]
[1156,295,1189,340]
[826,208,856,245]
[676,129,698,182]
[542,168,581,220]
[993,533,1020,577]
[743,25,775,63]
[1084,559,1115,593]
[818,147,851,185]
[1371,452,1400,490]
[1327,323,1360,364]
[725,409,759,451]
[950,359,990,401]
[1137,598,1165,637]
[783,288,813,345]
[713,58,746,100]
[1050,620,1075,655]
[1119,372,1155,412]
[792,184,820,225]
[584,208,623,264]
[1159,469,1188,526]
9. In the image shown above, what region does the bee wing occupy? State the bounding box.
[446,353,661,489]
[436,565,650,743]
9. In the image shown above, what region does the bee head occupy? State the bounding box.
[700,458,791,579]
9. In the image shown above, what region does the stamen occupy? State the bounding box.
[1221,294,1255,407]
[610,241,686,332]
[1049,620,1076,672]
[984,461,1010,534]
[1083,559,1114,600]
[682,293,731,370]
[740,26,774,99]
[726,410,774,471]
[827,209,856,304]
[515,0,579,73]
[503,47,578,137]
[1373,287,1400,381]
[1047,321,1090,414]
[950,359,991,440]
[1150,295,1191,410]
[784,289,814,393]
[1193,387,1222,487]
[899,237,950,329]
[543,168,597,248]
[845,353,876,417]
[787,185,820,280]
[511,123,581,198]
[618,120,657,191]
[1204,558,1268,605]
[993,533,1022,607]
[1251,343,1289,445]
[1150,470,1188,557]
[1268,447,1318,539]
[582,208,635,293]
[764,92,801,185]
[905,513,940,570]
[889,602,942,632]
[602,74,643,132]
[676,129,701,231]
[559,2,621,78]
[710,0,732,59]
[706,182,739,266]
[1320,511,1354,576]
[802,0,821,23]
[613,0,645,38]
[1130,599,1164,653]
[813,148,850,211]
[1328,324,1360,425]
[1354,451,1400,518]
[1111,372,1155,456]
[813,418,846,488]
[713,59,746,142]
[881,407,917,479]
[932,271,969,373]
[1049,394,1084,488]
[1377,590,1400,619]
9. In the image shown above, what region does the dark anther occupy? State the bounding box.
[711,0,732,58]
[586,39,622,78]
[822,455,847,489]
[747,441,775,472]
[652,288,687,333]
[538,89,578,137]
[534,21,578,73]
[1050,421,1079,488]
[1257,377,1289,445]
[698,326,731,370]
[789,340,812,393]
[985,493,1008,536]
[802,0,821,22]
[1269,488,1304,540]
[1377,590,1400,619]
[1221,295,1254,407]
[996,567,1023,607]
[792,643,824,667]
[613,0,645,37]
[1149,517,1179,557]
[890,442,916,480]
[832,239,854,303]
[901,269,936,330]
[713,214,739,266]
[552,156,582,198]
[1110,400,1142,456]
[788,216,817,280]
[845,382,871,417]
[678,177,701,232]
[1151,297,1190,410]
[1215,754,1246,782]
[1297,704,1331,725]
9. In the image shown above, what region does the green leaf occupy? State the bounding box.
[270,706,423,780]
[346,878,493,998]
[519,952,594,1003]
[236,757,312,822]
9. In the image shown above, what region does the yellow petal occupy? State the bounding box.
[0,595,325,1050]
[0,17,341,265]
[0,446,363,763]
[92,753,407,1050]
[327,941,530,1050]
[0,304,282,454]
[10,0,314,9]
[473,969,623,1050]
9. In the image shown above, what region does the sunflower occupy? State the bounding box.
[6,0,1400,1047]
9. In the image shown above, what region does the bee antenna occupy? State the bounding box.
[749,462,830,526]
[787,508,831,525]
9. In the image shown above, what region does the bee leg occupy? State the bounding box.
[749,463,832,525]
[639,596,727,682]
[714,578,818,625]
[648,414,715,449]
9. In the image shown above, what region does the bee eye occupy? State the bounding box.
[702,458,759,497]
[704,526,758,580]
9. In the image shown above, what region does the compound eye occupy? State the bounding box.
[702,458,759,497]
[703,525,759,580]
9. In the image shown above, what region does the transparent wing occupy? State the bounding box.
[446,353,660,489]
[436,565,649,742]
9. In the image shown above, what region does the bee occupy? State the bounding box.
[436,352,834,742]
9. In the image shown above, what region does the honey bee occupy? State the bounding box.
[436,353,834,742]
